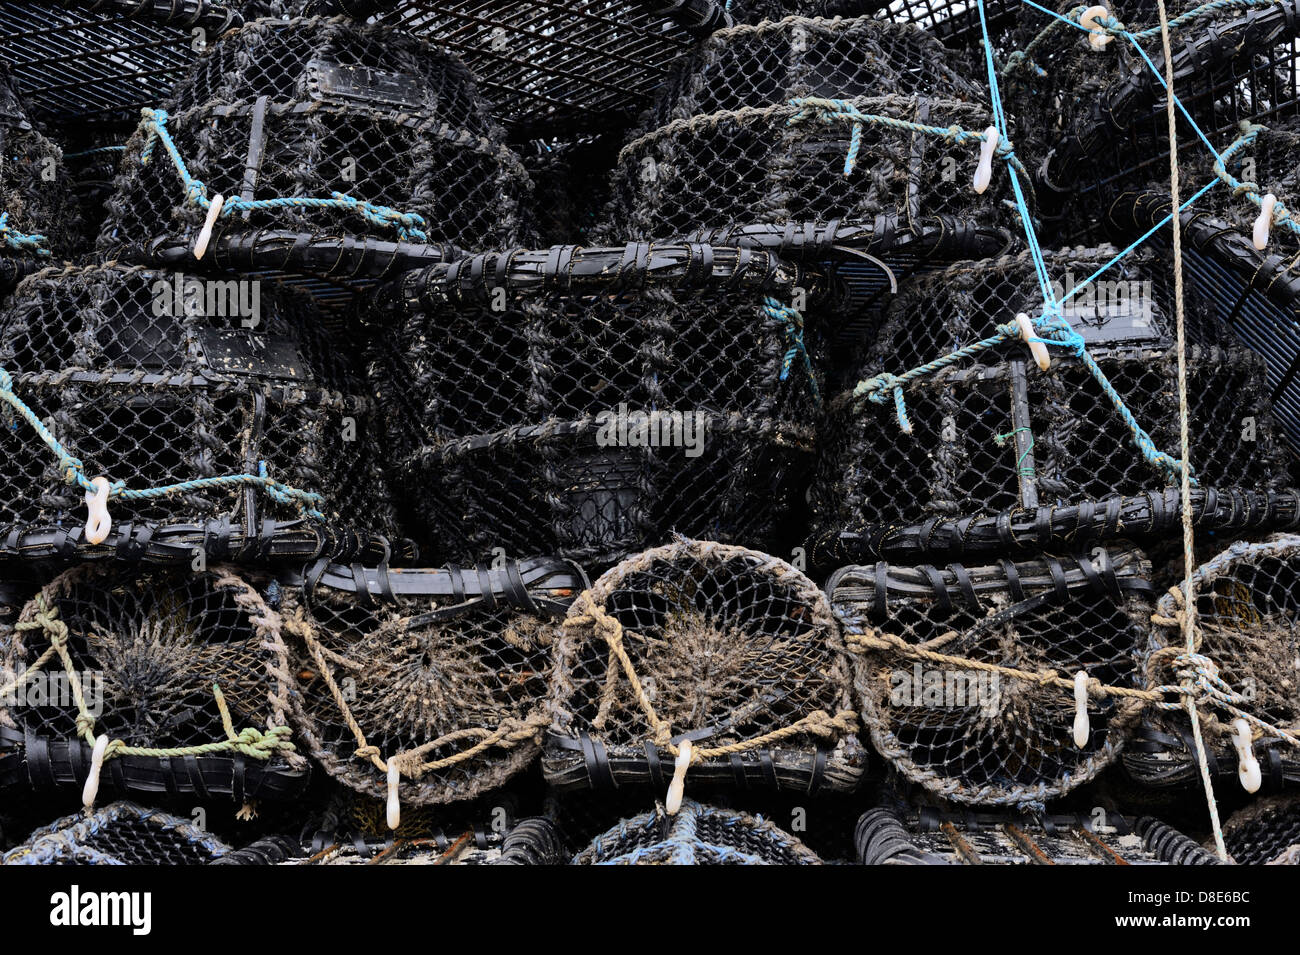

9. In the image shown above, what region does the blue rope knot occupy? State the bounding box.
[853,373,912,434]
[763,296,820,405]
[0,213,51,256]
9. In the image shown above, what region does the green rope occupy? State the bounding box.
[994,427,1036,478]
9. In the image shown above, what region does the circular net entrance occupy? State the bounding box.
[275,557,585,809]
[829,547,1154,807]
[811,246,1295,565]
[546,539,866,795]
[573,799,822,864]
[603,15,1017,241]
[98,15,528,267]
[371,244,835,567]
[0,263,400,556]
[0,564,307,803]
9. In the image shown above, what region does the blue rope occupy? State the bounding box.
[763,296,820,405]
[0,212,51,256]
[137,108,429,242]
[0,365,327,521]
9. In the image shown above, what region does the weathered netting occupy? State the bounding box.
[60,123,130,254]
[854,803,1215,864]
[546,539,866,794]
[829,547,1154,807]
[275,557,585,808]
[523,136,619,246]
[810,247,1294,565]
[0,564,308,802]
[97,16,528,265]
[1,801,231,865]
[1127,536,1300,790]
[370,244,836,567]
[0,69,83,284]
[601,14,1023,241]
[292,816,565,865]
[1220,794,1300,863]
[573,799,822,864]
[0,263,400,546]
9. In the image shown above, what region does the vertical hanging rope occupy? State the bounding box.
[1155,0,1228,861]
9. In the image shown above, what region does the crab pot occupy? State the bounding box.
[1220,795,1300,864]
[0,263,401,554]
[371,244,834,567]
[854,804,1214,865]
[545,539,867,795]
[0,69,83,286]
[274,557,586,807]
[1,801,234,865]
[98,16,528,265]
[811,247,1294,561]
[1127,535,1300,792]
[828,547,1154,807]
[0,565,309,802]
[572,800,823,865]
[603,15,1017,240]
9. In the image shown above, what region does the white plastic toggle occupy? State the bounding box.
[387,761,402,830]
[1232,718,1262,793]
[666,740,692,815]
[84,476,111,545]
[82,734,110,810]
[1015,312,1052,371]
[973,126,999,195]
[1080,5,1115,50]
[193,193,224,260]
[1253,193,1277,250]
[1073,671,1090,748]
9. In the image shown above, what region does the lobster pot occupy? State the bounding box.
[277,557,586,807]
[281,816,566,866]
[573,800,822,865]
[828,547,1153,807]
[0,565,308,802]
[0,70,82,285]
[545,539,866,794]
[0,263,399,544]
[99,16,528,261]
[854,804,1213,865]
[1220,795,1300,864]
[1,802,233,865]
[373,246,831,567]
[1128,535,1300,791]
[812,248,1293,560]
[603,15,1016,240]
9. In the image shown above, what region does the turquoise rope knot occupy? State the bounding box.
[0,213,51,256]
[852,373,912,434]
[763,296,820,405]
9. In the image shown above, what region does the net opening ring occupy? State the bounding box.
[82,734,111,810]
[1015,312,1052,371]
[84,476,112,546]
[1080,6,1115,50]
[666,740,692,815]
[1253,193,1277,250]
[193,193,224,260]
[973,126,999,195]
[1232,718,1262,793]
[387,761,402,830]
[1072,670,1090,748]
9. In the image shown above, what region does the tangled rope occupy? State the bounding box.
[0,365,327,521]
[0,212,50,256]
[1210,121,1300,240]
[136,108,430,242]
[762,296,819,405]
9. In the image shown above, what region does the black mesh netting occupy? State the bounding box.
[370,244,837,567]
[1127,535,1300,790]
[829,547,1154,807]
[1220,794,1300,863]
[0,262,400,547]
[0,564,309,801]
[287,814,566,866]
[600,14,1022,241]
[810,246,1295,566]
[97,15,529,264]
[523,136,619,247]
[1,801,232,864]
[572,799,822,864]
[1,68,83,283]
[545,539,866,794]
[854,803,1216,864]
[273,557,585,807]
